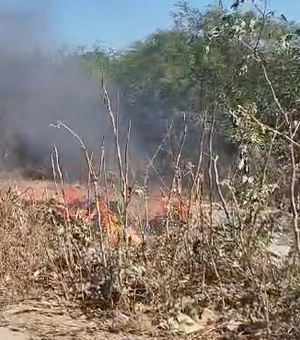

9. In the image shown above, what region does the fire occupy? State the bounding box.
[12,181,192,248]
[54,186,142,247]
[13,182,141,247]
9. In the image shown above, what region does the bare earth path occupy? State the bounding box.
[0,328,28,340]
[0,302,154,340]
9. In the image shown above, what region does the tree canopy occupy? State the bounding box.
[78,0,300,188]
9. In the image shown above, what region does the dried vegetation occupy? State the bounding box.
[0,154,299,340]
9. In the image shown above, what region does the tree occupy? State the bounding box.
[80,1,300,191]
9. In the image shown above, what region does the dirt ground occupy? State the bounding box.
[0,328,28,340]
[0,301,155,340]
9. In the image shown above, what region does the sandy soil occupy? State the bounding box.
[0,328,28,340]
[0,301,155,340]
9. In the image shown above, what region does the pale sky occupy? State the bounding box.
[1,0,299,49]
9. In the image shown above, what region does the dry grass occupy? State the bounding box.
[0,186,53,299]
[0,176,299,340]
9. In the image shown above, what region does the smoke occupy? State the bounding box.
[0,1,54,52]
[0,1,234,189]
[0,1,143,181]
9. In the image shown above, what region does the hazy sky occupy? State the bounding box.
[2,0,300,49]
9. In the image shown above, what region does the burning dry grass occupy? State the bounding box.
[0,178,299,339]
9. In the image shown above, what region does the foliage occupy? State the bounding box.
[77,2,300,182]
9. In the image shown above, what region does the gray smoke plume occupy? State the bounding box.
[0,1,142,182]
[0,1,234,190]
